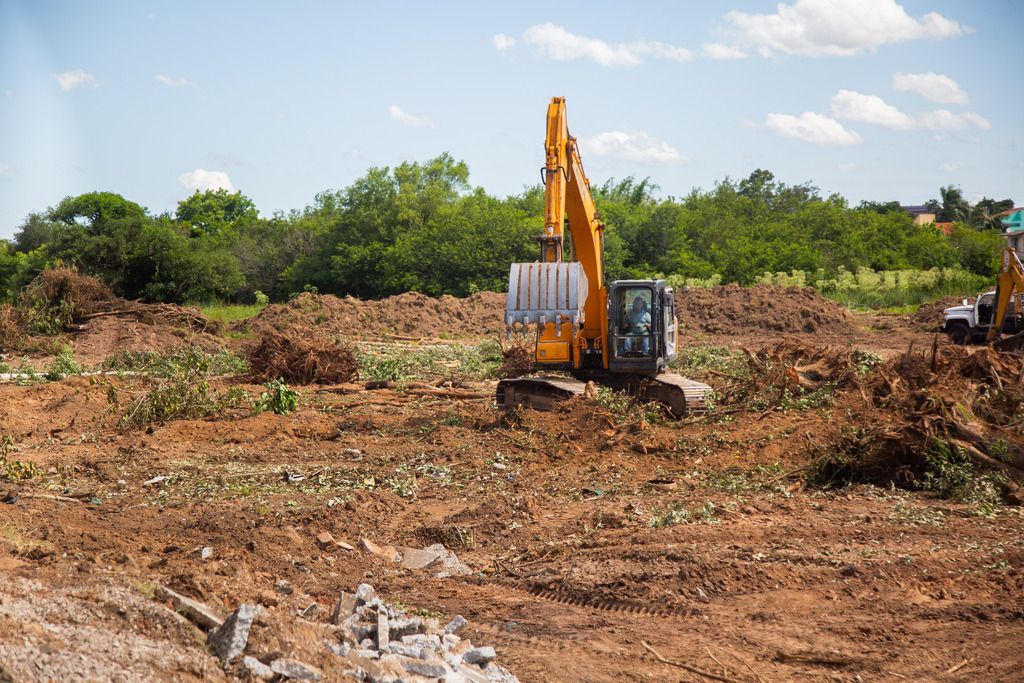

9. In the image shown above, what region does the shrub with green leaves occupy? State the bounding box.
[256,379,299,415]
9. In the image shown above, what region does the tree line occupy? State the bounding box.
[0,153,1013,304]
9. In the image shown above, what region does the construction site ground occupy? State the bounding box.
[1,284,1022,682]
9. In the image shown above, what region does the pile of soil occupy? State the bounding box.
[247,331,359,385]
[240,291,506,339]
[675,283,854,336]
[909,295,967,332]
[245,285,856,341]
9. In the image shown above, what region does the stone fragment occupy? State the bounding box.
[269,658,325,681]
[391,654,449,678]
[300,602,319,618]
[387,642,426,659]
[330,591,357,624]
[353,583,380,607]
[443,615,467,635]
[336,540,355,551]
[357,648,380,659]
[424,544,472,576]
[483,664,520,682]
[462,647,496,666]
[377,607,390,651]
[360,538,399,562]
[208,604,258,662]
[316,531,336,549]
[242,656,275,680]
[399,547,441,570]
[442,633,461,651]
[388,615,426,639]
[450,663,492,683]
[401,633,441,650]
[200,546,213,560]
[276,579,294,595]
[256,589,278,607]
[154,585,223,631]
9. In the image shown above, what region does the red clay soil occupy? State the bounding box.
[2,286,1024,682]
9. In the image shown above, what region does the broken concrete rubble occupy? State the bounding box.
[207,603,258,662]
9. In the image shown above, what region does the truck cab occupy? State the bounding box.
[942,291,1024,344]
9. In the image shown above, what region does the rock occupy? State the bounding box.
[269,658,325,681]
[276,579,294,595]
[256,589,278,607]
[154,585,223,631]
[387,642,426,659]
[399,547,441,570]
[336,540,355,551]
[443,615,467,636]
[389,654,450,678]
[424,544,472,576]
[377,608,390,651]
[483,664,520,682]
[360,538,399,562]
[242,656,275,680]
[450,663,492,683]
[200,546,213,560]
[389,615,426,639]
[316,531,336,549]
[401,633,441,650]
[208,603,258,662]
[330,591,357,624]
[462,647,496,666]
[354,583,380,607]
[300,602,319,618]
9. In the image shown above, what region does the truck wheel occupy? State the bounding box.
[947,322,970,345]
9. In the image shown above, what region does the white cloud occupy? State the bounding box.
[719,0,962,58]
[0,162,13,178]
[917,109,991,131]
[521,23,692,66]
[838,163,858,171]
[389,105,438,129]
[763,112,863,145]
[701,42,747,59]
[177,169,234,193]
[892,72,967,104]
[52,69,98,91]
[581,130,688,165]
[828,89,989,133]
[493,33,516,50]
[829,90,914,129]
[938,162,958,171]
[154,75,195,88]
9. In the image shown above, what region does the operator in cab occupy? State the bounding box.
[624,296,651,354]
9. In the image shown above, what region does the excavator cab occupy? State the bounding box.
[608,280,677,372]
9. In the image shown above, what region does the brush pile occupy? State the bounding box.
[247,330,359,385]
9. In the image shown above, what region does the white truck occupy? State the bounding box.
[941,290,1024,344]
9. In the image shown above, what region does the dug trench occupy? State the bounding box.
[0,279,1023,681]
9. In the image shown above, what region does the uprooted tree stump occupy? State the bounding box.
[247,330,359,385]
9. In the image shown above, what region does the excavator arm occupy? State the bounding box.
[986,247,1024,342]
[540,97,605,336]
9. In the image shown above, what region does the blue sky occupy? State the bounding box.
[1,0,1021,239]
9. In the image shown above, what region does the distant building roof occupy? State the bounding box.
[993,207,1023,220]
[936,222,957,235]
[902,205,935,216]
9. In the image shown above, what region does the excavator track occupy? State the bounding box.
[496,373,712,416]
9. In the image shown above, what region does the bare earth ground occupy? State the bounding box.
[1,287,1022,682]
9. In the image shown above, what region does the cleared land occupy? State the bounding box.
[0,280,1022,682]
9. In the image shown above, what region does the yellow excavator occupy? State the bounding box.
[496,97,712,415]
[942,247,1024,349]
[987,247,1024,350]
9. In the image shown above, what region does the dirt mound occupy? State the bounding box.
[910,295,966,332]
[675,283,854,336]
[247,331,358,385]
[240,291,507,339]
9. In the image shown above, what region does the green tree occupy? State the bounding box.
[176,189,259,236]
